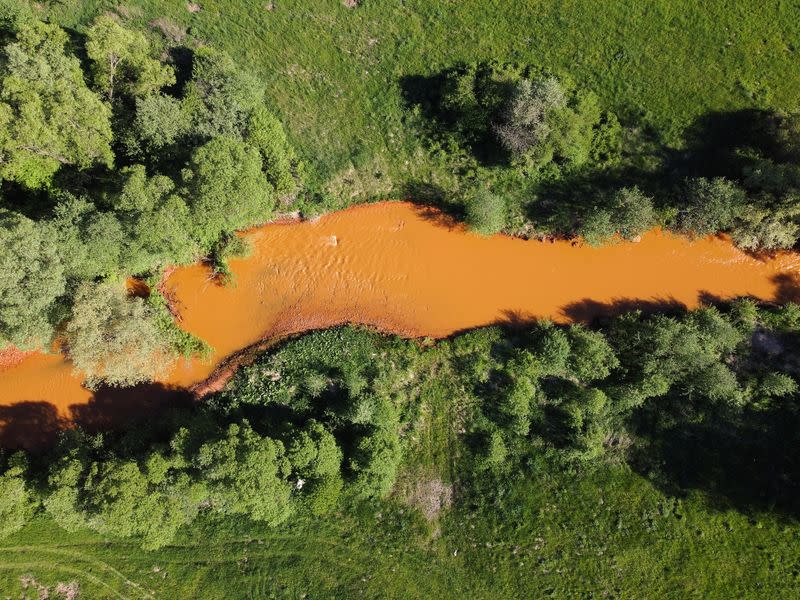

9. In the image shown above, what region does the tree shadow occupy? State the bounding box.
[560,296,687,324]
[629,400,800,519]
[407,200,462,230]
[70,382,194,433]
[678,109,784,179]
[0,402,64,451]
[772,272,800,303]
[400,180,464,222]
[0,383,194,452]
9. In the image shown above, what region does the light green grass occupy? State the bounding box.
[2,460,798,598]
[44,1,800,200]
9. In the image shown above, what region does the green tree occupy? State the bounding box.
[677,177,747,236]
[126,93,189,157]
[0,210,65,349]
[287,421,344,515]
[0,453,35,539]
[183,47,261,140]
[494,75,602,169]
[349,426,402,499]
[581,187,656,246]
[85,14,174,100]
[194,422,294,525]
[246,105,300,196]
[184,136,274,247]
[64,281,172,387]
[112,165,197,269]
[81,455,204,550]
[566,324,619,382]
[464,188,505,235]
[0,20,113,187]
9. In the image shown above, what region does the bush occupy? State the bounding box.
[580,187,656,245]
[676,177,747,236]
[464,188,505,235]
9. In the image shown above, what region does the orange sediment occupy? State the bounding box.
[2,201,800,447]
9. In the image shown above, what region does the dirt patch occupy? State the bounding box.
[149,17,187,42]
[342,0,358,8]
[401,476,453,521]
[20,575,80,599]
[187,2,202,12]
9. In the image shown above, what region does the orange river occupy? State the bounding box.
[2,201,800,447]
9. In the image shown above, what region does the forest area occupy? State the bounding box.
[0,0,800,597]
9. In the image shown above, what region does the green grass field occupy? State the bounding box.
[45,0,800,201]
[3,461,798,598]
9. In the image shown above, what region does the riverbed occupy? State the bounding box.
[2,201,799,447]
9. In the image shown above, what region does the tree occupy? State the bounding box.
[126,93,189,157]
[0,453,35,539]
[566,324,619,382]
[0,210,65,349]
[464,188,505,235]
[349,426,402,498]
[81,455,204,550]
[184,136,274,247]
[494,75,602,169]
[64,281,172,387]
[182,47,261,140]
[112,165,197,269]
[0,20,113,188]
[194,422,294,525]
[287,421,344,515]
[677,177,747,236]
[85,14,174,100]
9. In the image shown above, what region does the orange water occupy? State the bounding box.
[3,201,800,446]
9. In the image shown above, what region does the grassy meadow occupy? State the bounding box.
[44,0,800,200]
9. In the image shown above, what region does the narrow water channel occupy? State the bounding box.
[2,201,800,447]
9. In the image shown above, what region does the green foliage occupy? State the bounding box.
[0,20,112,188]
[495,75,604,170]
[246,105,301,196]
[112,165,197,269]
[125,93,190,157]
[183,46,261,140]
[81,455,204,550]
[0,210,65,349]
[580,187,656,245]
[184,136,274,248]
[464,188,505,235]
[677,177,747,236]
[194,422,293,525]
[0,453,34,539]
[85,14,174,100]
[64,281,171,387]
[350,421,403,499]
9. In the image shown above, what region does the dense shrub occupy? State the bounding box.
[464,188,506,235]
[580,186,656,245]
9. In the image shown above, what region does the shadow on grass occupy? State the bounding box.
[629,400,800,519]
